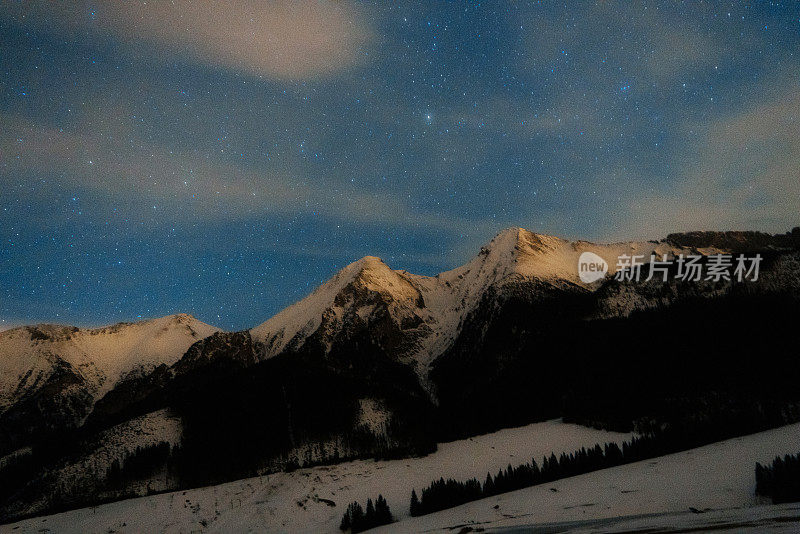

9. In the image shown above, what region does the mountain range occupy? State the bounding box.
[1,226,799,521]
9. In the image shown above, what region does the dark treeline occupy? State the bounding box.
[433,289,800,439]
[0,451,38,504]
[411,412,800,517]
[756,452,800,504]
[0,440,175,524]
[167,341,435,488]
[105,441,172,490]
[340,495,392,533]
[411,440,626,516]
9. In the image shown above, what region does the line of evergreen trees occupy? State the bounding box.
[409,408,800,517]
[409,440,628,516]
[409,427,744,517]
[340,495,392,533]
[755,452,800,504]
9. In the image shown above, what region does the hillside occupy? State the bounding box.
[373,422,800,533]
[0,314,218,454]
[0,313,219,408]
[0,420,629,533]
[1,226,799,524]
[4,422,799,533]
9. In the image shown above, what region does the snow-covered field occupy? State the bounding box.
[491,502,800,533]
[373,422,800,533]
[0,420,629,533]
[4,421,798,533]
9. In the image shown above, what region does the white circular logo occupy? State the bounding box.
[578,251,609,283]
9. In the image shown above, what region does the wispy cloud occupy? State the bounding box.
[621,91,800,239]
[519,3,723,87]
[2,1,373,80]
[0,111,496,236]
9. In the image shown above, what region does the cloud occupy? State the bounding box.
[2,1,373,80]
[642,27,720,84]
[519,3,722,87]
[0,110,496,236]
[620,92,800,238]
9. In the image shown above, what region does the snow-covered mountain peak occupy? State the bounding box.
[479,227,566,269]
[349,255,387,270]
[486,226,558,247]
[250,255,426,358]
[339,256,420,300]
[439,227,572,291]
[248,228,684,371]
[336,256,398,288]
[169,312,196,324]
[455,227,700,288]
[0,314,220,411]
[181,228,744,383]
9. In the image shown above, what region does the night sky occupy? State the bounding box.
[2,2,799,330]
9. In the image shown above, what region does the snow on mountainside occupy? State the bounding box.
[250,226,800,369]
[373,422,800,533]
[0,314,219,412]
[437,227,680,288]
[250,256,428,359]
[407,228,691,365]
[250,228,695,375]
[0,408,185,522]
[0,419,630,534]
[2,227,789,432]
[1,227,799,528]
[4,226,793,406]
[5,421,800,533]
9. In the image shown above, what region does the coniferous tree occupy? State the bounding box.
[375,494,392,525]
[340,501,364,532]
[755,452,800,504]
[365,498,375,527]
[339,506,351,531]
[549,453,558,477]
[351,501,365,532]
[341,496,392,532]
[410,489,420,516]
[483,472,495,496]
